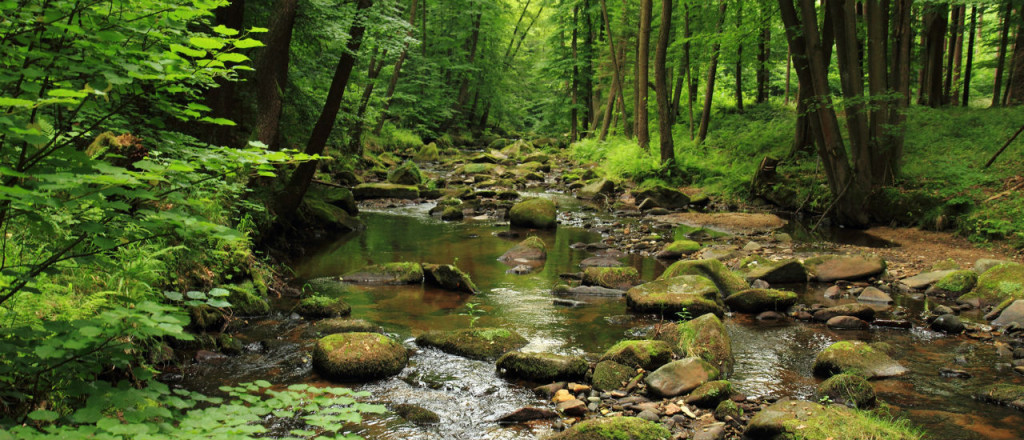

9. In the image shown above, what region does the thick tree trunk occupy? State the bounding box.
[373,0,418,135]
[637,0,652,150]
[1008,7,1024,105]
[962,6,977,107]
[275,0,372,218]
[919,5,948,107]
[253,0,297,149]
[756,24,770,103]
[205,0,246,146]
[697,0,728,143]
[993,3,1012,107]
[655,0,674,164]
[950,6,966,104]
[830,0,870,186]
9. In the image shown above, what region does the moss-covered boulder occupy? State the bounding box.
[958,263,1024,307]
[714,400,742,421]
[592,360,635,391]
[223,282,270,316]
[741,259,808,284]
[304,277,352,297]
[422,263,477,294]
[686,380,733,409]
[645,357,720,397]
[342,262,424,285]
[301,197,364,232]
[509,198,557,229]
[816,373,876,408]
[440,206,464,221]
[634,184,691,210]
[658,259,750,296]
[745,397,922,440]
[655,240,701,260]
[976,384,1024,409]
[315,186,358,216]
[583,267,641,290]
[461,162,497,175]
[188,305,225,331]
[625,275,725,317]
[393,403,440,425]
[416,327,528,360]
[926,270,978,296]
[295,295,351,319]
[578,179,616,200]
[813,340,908,379]
[307,318,380,338]
[414,142,440,162]
[812,303,876,322]
[677,313,733,377]
[496,351,588,382]
[312,332,408,381]
[498,236,547,264]
[724,288,798,314]
[599,340,674,370]
[545,416,670,440]
[804,255,886,282]
[353,183,420,200]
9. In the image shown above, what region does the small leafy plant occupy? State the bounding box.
[462,302,484,328]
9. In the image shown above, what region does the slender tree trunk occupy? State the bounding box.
[784,49,792,105]
[887,0,913,181]
[275,0,372,218]
[599,0,631,140]
[582,0,595,135]
[205,0,246,146]
[1008,6,1024,105]
[456,12,483,112]
[571,5,579,142]
[346,49,387,156]
[655,0,674,163]
[253,0,297,149]
[697,0,728,143]
[919,5,948,107]
[734,0,744,111]
[756,21,770,103]
[962,6,978,107]
[948,6,965,104]
[636,0,652,150]
[373,0,418,135]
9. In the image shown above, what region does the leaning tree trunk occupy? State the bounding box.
[950,6,966,104]
[373,0,417,135]
[253,0,297,149]
[599,0,631,141]
[697,0,728,143]
[655,0,674,164]
[346,49,387,156]
[275,0,372,219]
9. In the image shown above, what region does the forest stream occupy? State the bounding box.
[175,196,1024,440]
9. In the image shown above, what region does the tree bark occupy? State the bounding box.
[582,0,595,134]
[885,0,913,181]
[951,6,966,104]
[1008,5,1024,105]
[784,49,791,105]
[456,12,483,112]
[253,0,297,149]
[204,0,246,146]
[962,6,977,107]
[570,4,579,142]
[993,3,1012,107]
[373,0,418,135]
[599,0,631,140]
[756,21,770,103]
[735,0,744,111]
[346,48,387,156]
[830,0,871,186]
[697,0,728,143]
[276,0,372,218]
[655,0,674,164]
[919,5,948,107]
[636,0,652,150]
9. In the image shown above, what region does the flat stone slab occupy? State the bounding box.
[805,255,886,282]
[992,300,1024,327]
[653,212,787,235]
[898,270,956,290]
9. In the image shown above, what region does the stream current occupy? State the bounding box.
[181,199,1024,439]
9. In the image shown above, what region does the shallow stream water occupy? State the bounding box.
[182,200,1024,439]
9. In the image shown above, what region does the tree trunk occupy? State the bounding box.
[885,0,913,182]
[253,0,297,149]
[919,5,948,107]
[571,4,579,142]
[599,0,631,141]
[735,0,744,111]
[275,0,372,218]
[205,0,246,146]
[456,12,483,113]
[636,0,652,150]
[373,0,418,135]
[697,0,728,143]
[994,3,1012,107]
[830,0,871,186]
[951,6,966,104]
[784,49,792,105]
[346,48,387,156]
[672,4,690,122]
[582,0,595,134]
[945,6,965,104]
[655,0,674,164]
[756,22,770,103]
[962,6,977,106]
[1008,6,1024,105]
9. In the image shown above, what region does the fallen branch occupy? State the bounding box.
[985,124,1024,168]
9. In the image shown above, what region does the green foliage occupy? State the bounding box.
[461,302,484,328]
[569,136,663,182]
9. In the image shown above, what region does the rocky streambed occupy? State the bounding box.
[173,142,1024,440]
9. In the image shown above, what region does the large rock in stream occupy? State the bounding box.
[312,332,408,381]
[724,288,798,314]
[498,236,546,265]
[625,275,725,317]
[387,160,423,185]
[812,340,908,379]
[508,198,557,229]
[633,184,691,210]
[546,416,670,440]
[422,263,478,294]
[658,259,750,296]
[582,267,641,290]
[598,340,674,370]
[677,313,734,376]
[645,357,720,397]
[804,254,886,282]
[342,262,424,285]
[416,327,528,361]
[353,183,420,200]
[745,397,922,440]
[740,258,808,284]
[495,351,588,382]
[958,262,1024,307]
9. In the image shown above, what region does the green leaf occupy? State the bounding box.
[27,409,60,422]
[96,31,126,42]
[212,25,240,36]
[201,117,236,126]
[208,287,229,297]
[216,52,250,63]
[47,89,89,98]
[233,38,264,49]
[206,299,231,308]
[186,291,206,300]
[253,380,272,388]
[189,36,225,50]
[0,97,35,107]
[79,326,102,337]
[169,43,207,58]
[164,290,183,301]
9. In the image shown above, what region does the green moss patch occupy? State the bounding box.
[813,340,908,379]
[312,332,408,381]
[415,327,528,361]
[495,351,587,382]
[625,275,724,318]
[686,380,734,408]
[816,373,876,408]
[599,339,674,370]
[958,263,1024,306]
[509,198,557,229]
[546,416,671,440]
[295,295,351,319]
[678,313,734,377]
[342,262,424,285]
[724,288,798,314]
[223,281,270,316]
[746,398,923,440]
[583,267,641,290]
[658,259,749,296]
[592,360,635,391]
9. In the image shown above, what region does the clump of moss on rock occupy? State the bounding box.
[423,263,478,294]
[928,269,978,295]
[508,198,557,229]
[223,282,271,316]
[304,277,353,297]
[307,318,379,338]
[813,340,908,379]
[342,262,424,285]
[546,416,671,440]
[658,259,750,296]
[415,327,528,361]
[295,295,351,319]
[958,263,1024,307]
[746,397,923,440]
[714,400,742,421]
[393,403,440,425]
[496,351,587,382]
[312,332,408,381]
[625,275,724,318]
[816,373,876,408]
[724,288,798,314]
[592,360,635,391]
[583,267,641,290]
[686,380,734,408]
[678,313,734,377]
[498,236,547,263]
[599,339,674,370]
